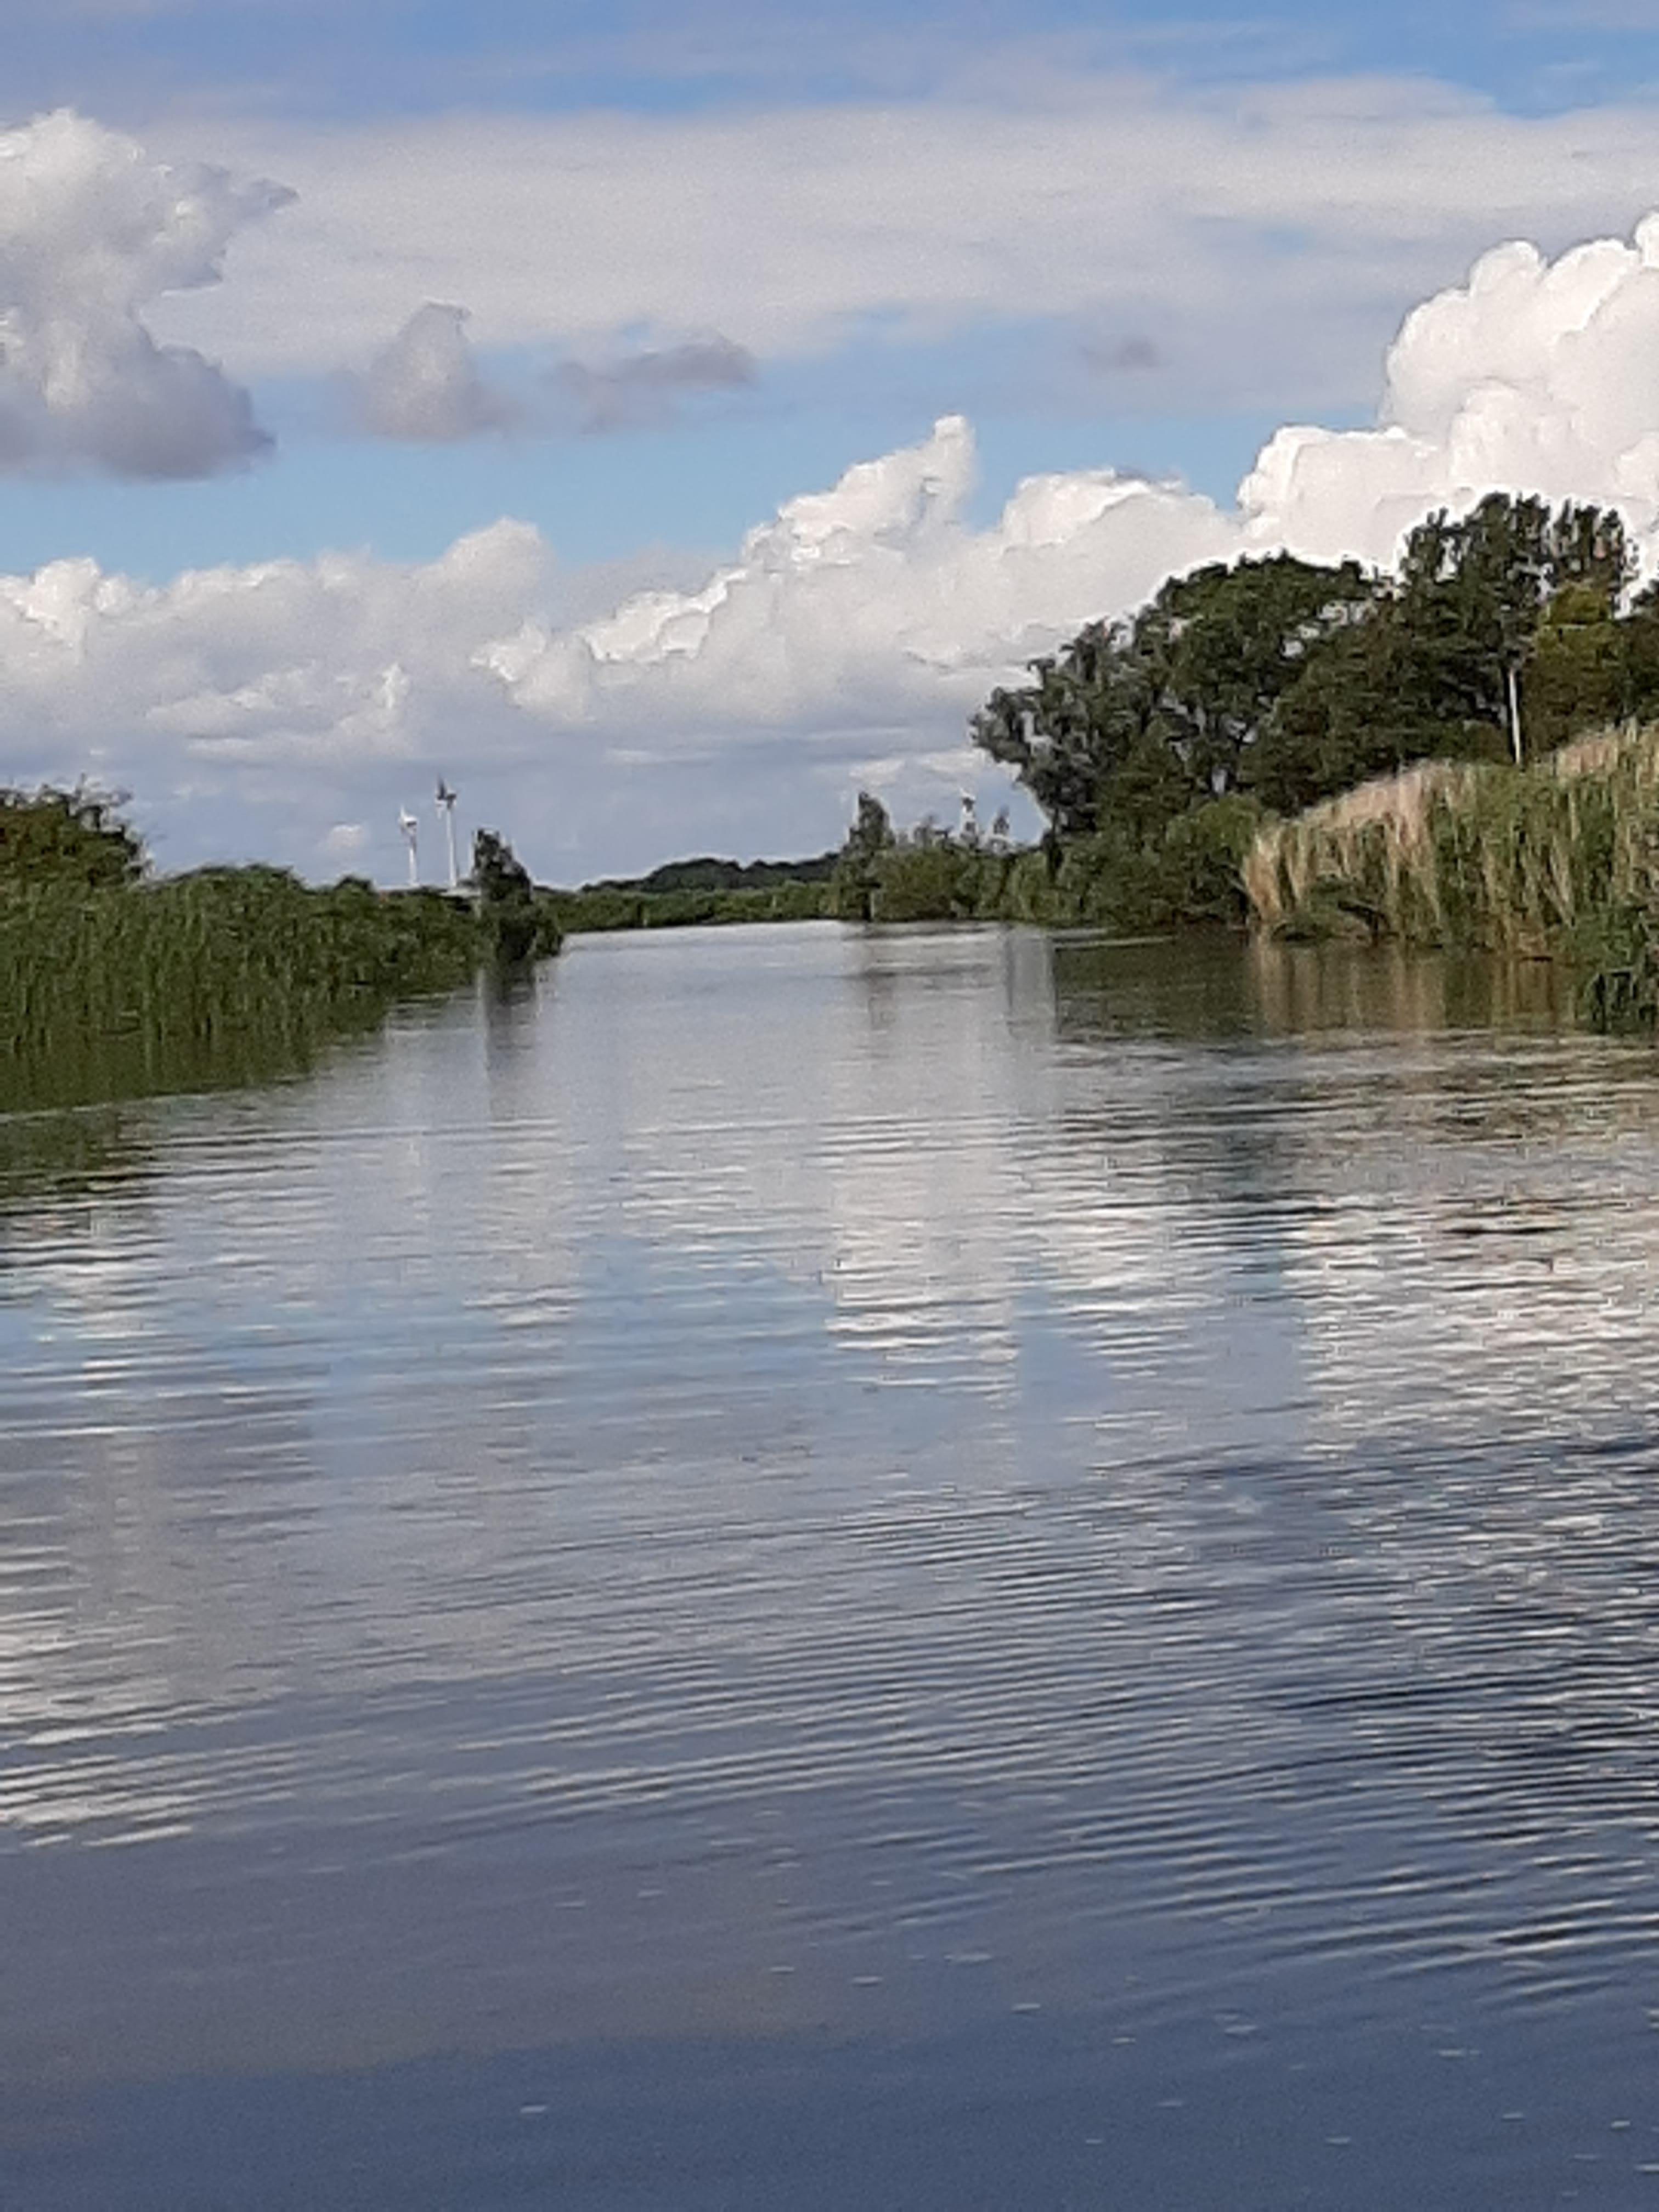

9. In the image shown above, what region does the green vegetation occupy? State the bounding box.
[1,779,146,889]
[950,493,1659,941]
[472,826,565,962]
[1242,726,1659,1024]
[2,787,560,1110]
[545,850,836,933]
[825,786,1265,934]
[844,487,1659,1018]
[971,496,1645,847]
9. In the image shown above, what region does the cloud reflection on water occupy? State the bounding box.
[5,928,1659,2130]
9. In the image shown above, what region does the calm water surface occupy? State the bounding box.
[5,924,1659,2208]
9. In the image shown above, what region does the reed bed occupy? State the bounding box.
[1244,724,1659,950]
[1,868,489,1103]
[1242,723,1659,1022]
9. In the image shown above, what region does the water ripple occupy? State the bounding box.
[7,932,1659,2096]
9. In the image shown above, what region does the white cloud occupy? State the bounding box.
[352,301,516,441]
[480,416,1235,737]
[147,76,1659,417]
[0,109,289,477]
[0,519,557,872]
[1240,219,1659,565]
[18,213,1659,876]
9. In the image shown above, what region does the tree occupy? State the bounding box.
[970,554,1375,839]
[1390,494,1632,763]
[830,790,896,919]
[0,782,145,889]
[471,827,557,962]
[973,495,1643,854]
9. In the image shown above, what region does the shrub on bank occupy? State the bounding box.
[854,798,1264,934]
[2,805,570,1113]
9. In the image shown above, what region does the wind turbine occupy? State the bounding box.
[397,807,420,887]
[435,778,459,890]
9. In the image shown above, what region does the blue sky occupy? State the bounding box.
[10,0,1659,581]
[7,0,1659,879]
[18,1,1659,121]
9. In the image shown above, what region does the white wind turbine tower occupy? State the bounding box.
[398,808,420,887]
[435,778,459,890]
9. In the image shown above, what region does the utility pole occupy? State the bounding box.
[1506,665,1523,767]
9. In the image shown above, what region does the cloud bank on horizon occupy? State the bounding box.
[16,102,1659,875]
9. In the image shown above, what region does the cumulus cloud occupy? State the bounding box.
[19,214,1659,874]
[0,518,556,871]
[0,109,289,477]
[352,302,516,441]
[550,335,757,432]
[479,415,1234,738]
[1239,218,1659,566]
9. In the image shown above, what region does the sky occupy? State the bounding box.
[9,1,1659,881]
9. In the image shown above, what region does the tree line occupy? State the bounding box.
[968,492,1654,857]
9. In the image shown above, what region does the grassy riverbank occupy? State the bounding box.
[2,871,510,1108]
[2,788,565,1109]
[7,870,484,1042]
[1242,723,1659,1022]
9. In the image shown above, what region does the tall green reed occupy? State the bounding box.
[1242,724,1659,1023]
[2,868,494,1108]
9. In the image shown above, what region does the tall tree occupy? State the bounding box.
[1392,494,1632,762]
[970,554,1374,838]
[830,790,897,919]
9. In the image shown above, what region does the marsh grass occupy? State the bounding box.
[1242,723,1659,1022]
[2,868,489,1109]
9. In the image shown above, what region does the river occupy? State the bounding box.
[4,922,1659,2208]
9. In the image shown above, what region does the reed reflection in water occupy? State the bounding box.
[4,926,1659,2209]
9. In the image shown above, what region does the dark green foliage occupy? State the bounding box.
[816,793,1263,934]
[971,554,1375,839]
[541,848,837,935]
[3,868,482,1073]
[1156,795,1268,924]
[829,791,898,919]
[991,798,1262,933]
[0,782,146,889]
[544,873,831,933]
[634,851,837,893]
[472,827,562,963]
[865,831,989,923]
[546,883,649,932]
[972,494,1658,851]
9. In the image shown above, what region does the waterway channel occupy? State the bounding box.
[4,923,1659,2207]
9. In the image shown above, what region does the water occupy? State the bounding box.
[5,924,1659,2208]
